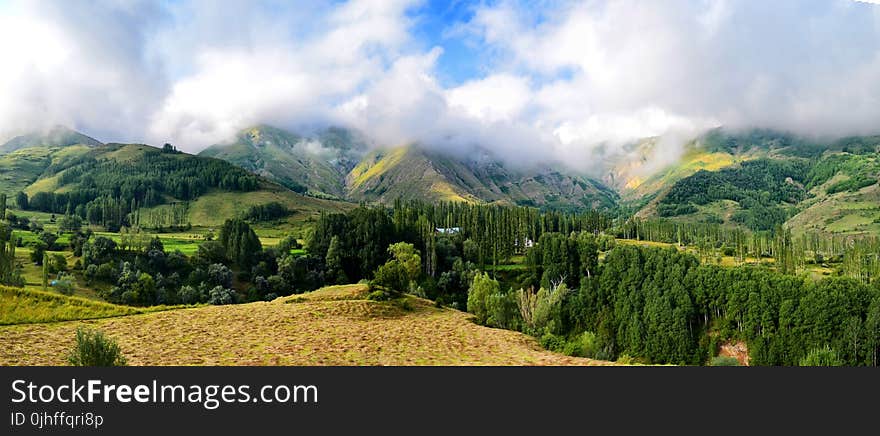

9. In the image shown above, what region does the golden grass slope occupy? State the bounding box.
[0,284,613,366]
[0,286,140,325]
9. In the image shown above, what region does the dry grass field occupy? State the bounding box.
[0,284,614,366]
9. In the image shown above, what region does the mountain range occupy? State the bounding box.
[4,124,880,237]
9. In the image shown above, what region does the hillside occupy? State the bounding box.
[0,125,102,155]
[11,139,353,229]
[348,145,618,209]
[631,129,880,234]
[0,284,613,366]
[202,125,618,211]
[199,125,368,199]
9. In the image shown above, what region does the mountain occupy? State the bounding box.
[204,125,619,211]
[0,125,102,155]
[11,140,352,227]
[630,129,880,235]
[199,125,367,199]
[347,145,618,210]
[0,126,103,196]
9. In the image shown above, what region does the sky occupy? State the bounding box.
[1,0,880,172]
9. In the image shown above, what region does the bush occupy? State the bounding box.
[367,289,393,301]
[539,332,566,353]
[710,356,741,366]
[562,331,600,358]
[67,328,127,366]
[540,332,565,353]
[799,345,843,366]
[54,273,76,296]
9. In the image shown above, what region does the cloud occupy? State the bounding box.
[2,0,880,176]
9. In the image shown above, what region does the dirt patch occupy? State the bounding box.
[719,341,750,366]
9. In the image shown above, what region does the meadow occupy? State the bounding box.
[0,284,614,366]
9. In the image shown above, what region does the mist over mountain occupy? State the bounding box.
[3,1,880,175]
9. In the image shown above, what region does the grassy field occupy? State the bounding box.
[0,286,144,325]
[0,284,614,366]
[181,187,351,228]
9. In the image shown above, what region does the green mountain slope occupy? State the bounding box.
[0,125,102,155]
[199,125,367,199]
[12,141,352,229]
[0,145,93,196]
[633,129,880,235]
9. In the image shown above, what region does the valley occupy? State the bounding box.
[2,126,880,367]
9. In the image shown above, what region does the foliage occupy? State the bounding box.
[218,219,262,268]
[67,327,127,366]
[242,201,290,222]
[709,356,741,366]
[799,345,843,366]
[207,286,236,305]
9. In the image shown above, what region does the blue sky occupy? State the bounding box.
[409,0,482,86]
[1,0,880,171]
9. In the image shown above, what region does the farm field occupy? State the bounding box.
[0,284,615,366]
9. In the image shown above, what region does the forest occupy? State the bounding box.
[14,144,261,230]
[4,190,880,365]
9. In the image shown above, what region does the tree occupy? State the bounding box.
[82,236,117,266]
[58,215,83,233]
[208,286,236,305]
[15,191,27,210]
[325,236,348,284]
[372,261,408,294]
[467,272,498,325]
[219,219,262,268]
[387,242,421,285]
[30,240,47,265]
[277,235,302,253]
[0,193,6,220]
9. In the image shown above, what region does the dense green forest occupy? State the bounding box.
[658,159,809,230]
[470,241,880,366]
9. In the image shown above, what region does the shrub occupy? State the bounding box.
[54,273,76,296]
[616,354,636,365]
[539,332,566,353]
[799,345,843,366]
[67,328,127,366]
[710,356,741,366]
[562,331,600,358]
[367,290,393,301]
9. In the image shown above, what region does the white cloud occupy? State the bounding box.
[446,74,531,123]
[2,0,880,176]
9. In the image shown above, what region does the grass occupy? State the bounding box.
[0,286,142,325]
[182,187,351,227]
[348,147,409,189]
[0,284,615,366]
